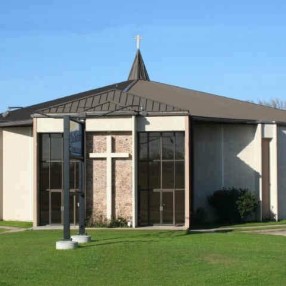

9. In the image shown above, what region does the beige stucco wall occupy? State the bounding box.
[193,122,261,221]
[2,127,33,221]
[0,128,3,220]
[269,124,278,220]
[277,126,286,219]
[36,118,63,133]
[137,116,186,131]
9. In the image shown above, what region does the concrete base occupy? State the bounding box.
[71,234,91,244]
[56,240,78,250]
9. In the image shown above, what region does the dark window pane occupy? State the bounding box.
[51,192,62,224]
[139,133,148,160]
[149,161,160,189]
[149,133,160,160]
[40,162,49,190]
[162,191,173,224]
[40,134,50,161]
[51,134,63,161]
[75,162,79,189]
[69,162,75,189]
[138,162,148,190]
[162,132,174,160]
[40,191,49,225]
[50,162,62,189]
[175,190,185,225]
[69,193,78,225]
[150,191,160,224]
[175,133,185,160]
[139,191,148,226]
[175,161,185,189]
[162,161,174,188]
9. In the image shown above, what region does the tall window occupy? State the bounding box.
[39,133,79,225]
[138,132,185,226]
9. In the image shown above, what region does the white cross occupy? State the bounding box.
[89,135,129,220]
[135,34,142,50]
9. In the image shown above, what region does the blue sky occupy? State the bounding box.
[1,1,286,112]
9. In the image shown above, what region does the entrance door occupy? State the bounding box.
[51,191,62,224]
[162,191,173,224]
[40,191,78,225]
[149,190,174,225]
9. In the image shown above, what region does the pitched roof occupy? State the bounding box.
[38,88,182,115]
[128,50,150,81]
[128,80,286,122]
[0,81,133,126]
[2,79,286,127]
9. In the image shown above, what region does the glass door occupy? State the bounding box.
[162,191,174,224]
[50,191,62,224]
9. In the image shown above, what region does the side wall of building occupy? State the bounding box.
[193,122,261,221]
[277,126,286,219]
[2,127,33,221]
[0,129,3,220]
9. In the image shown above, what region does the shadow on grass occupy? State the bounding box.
[80,239,159,248]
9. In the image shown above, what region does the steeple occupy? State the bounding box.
[128,35,150,81]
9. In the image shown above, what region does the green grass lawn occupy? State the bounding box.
[0,220,32,228]
[0,230,286,285]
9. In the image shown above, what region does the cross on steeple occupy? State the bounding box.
[135,34,142,50]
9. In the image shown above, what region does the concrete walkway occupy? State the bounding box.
[0,226,26,234]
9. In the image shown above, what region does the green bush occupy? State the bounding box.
[208,187,258,223]
[236,190,259,220]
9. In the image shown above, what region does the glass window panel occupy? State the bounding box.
[139,191,148,226]
[69,193,76,225]
[175,133,185,160]
[40,191,49,225]
[149,161,160,189]
[40,134,50,161]
[138,162,148,190]
[175,161,185,189]
[75,162,79,189]
[50,162,62,189]
[69,162,75,189]
[149,133,160,160]
[162,192,173,224]
[162,161,174,188]
[175,190,185,225]
[51,134,63,161]
[139,133,148,160]
[51,192,62,224]
[162,133,174,160]
[150,191,160,224]
[40,162,49,190]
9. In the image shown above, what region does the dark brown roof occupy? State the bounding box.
[128,80,286,122]
[2,79,286,127]
[0,81,133,126]
[38,88,182,115]
[128,50,150,81]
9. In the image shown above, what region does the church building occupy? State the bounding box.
[1,43,286,228]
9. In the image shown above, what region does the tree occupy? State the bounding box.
[256,98,286,110]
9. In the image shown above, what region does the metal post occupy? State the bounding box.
[78,161,85,235]
[63,116,70,240]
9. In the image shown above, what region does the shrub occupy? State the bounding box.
[236,190,258,220]
[208,187,258,223]
[86,215,129,228]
